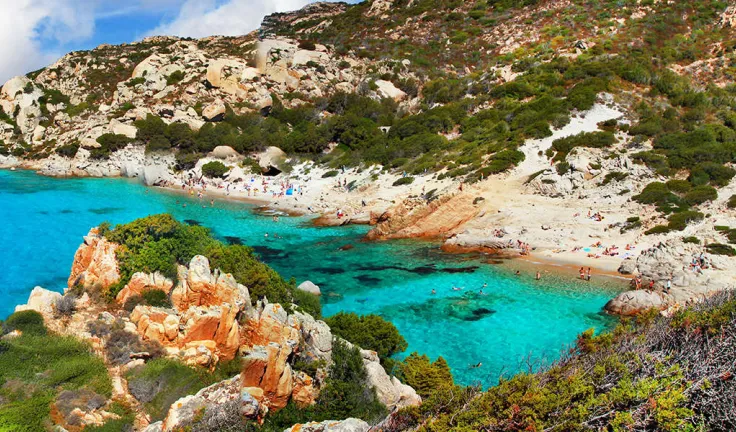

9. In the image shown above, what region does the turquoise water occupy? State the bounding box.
[0,169,622,386]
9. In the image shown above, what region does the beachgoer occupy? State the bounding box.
[586,268,591,281]
[665,278,672,293]
[515,270,521,276]
[648,280,654,290]
[579,267,585,280]
[431,289,436,295]
[471,362,482,368]
[536,271,541,280]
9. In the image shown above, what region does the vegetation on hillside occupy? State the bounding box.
[387,292,736,431]
[98,214,321,317]
[0,311,112,431]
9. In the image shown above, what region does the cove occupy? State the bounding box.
[0,169,623,386]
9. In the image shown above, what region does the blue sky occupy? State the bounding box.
[0,0,360,83]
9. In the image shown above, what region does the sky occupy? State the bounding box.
[0,0,360,84]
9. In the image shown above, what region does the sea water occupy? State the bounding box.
[0,169,622,385]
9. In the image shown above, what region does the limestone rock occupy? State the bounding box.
[291,371,318,408]
[604,290,672,316]
[162,375,248,431]
[361,349,421,410]
[210,146,240,160]
[374,79,406,102]
[15,286,62,316]
[68,228,120,292]
[283,418,370,432]
[170,255,250,312]
[297,281,321,296]
[202,100,226,122]
[242,343,294,410]
[116,272,173,305]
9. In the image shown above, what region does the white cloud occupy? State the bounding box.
[0,0,96,84]
[149,0,319,38]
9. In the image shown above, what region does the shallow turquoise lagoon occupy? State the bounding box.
[0,169,622,385]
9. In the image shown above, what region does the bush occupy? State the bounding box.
[166,70,185,86]
[325,313,408,360]
[56,142,80,158]
[395,353,454,399]
[298,40,317,51]
[729,195,736,209]
[393,176,415,186]
[665,179,692,193]
[3,310,46,336]
[105,327,164,365]
[682,236,700,244]
[667,210,704,231]
[201,161,230,178]
[706,243,736,256]
[0,315,112,430]
[141,289,170,308]
[90,133,133,160]
[684,185,717,205]
[54,295,77,318]
[322,170,339,178]
[126,359,221,421]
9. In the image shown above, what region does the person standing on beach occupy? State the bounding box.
[586,268,591,281]
[579,267,585,280]
[536,271,541,280]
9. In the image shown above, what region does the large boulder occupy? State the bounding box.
[604,290,672,316]
[374,80,406,102]
[210,146,240,160]
[361,349,421,410]
[68,228,120,292]
[297,281,321,296]
[283,418,370,432]
[241,343,294,410]
[162,375,262,431]
[202,99,226,122]
[15,286,62,316]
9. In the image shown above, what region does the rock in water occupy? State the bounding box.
[298,281,321,296]
[604,290,671,316]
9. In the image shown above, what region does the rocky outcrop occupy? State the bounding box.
[116,272,174,305]
[68,228,120,292]
[241,343,295,410]
[283,418,370,432]
[162,375,264,431]
[442,230,516,255]
[14,286,62,316]
[126,255,250,366]
[361,349,421,410]
[604,290,672,316]
[367,193,480,240]
[298,281,321,296]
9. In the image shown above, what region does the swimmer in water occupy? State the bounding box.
[470,362,482,369]
[536,271,541,280]
[431,289,436,295]
[515,270,521,276]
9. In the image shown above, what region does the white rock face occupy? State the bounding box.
[283,418,370,432]
[210,146,240,160]
[361,349,421,410]
[15,286,62,316]
[202,99,226,121]
[374,80,406,102]
[297,281,321,296]
[604,290,671,316]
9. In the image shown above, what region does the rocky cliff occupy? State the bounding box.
[14,225,420,430]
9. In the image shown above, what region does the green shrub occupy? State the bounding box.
[325,312,408,361]
[298,40,317,51]
[728,195,736,209]
[141,289,170,308]
[126,359,220,421]
[395,353,453,398]
[166,70,185,86]
[705,243,736,256]
[56,141,80,158]
[667,210,704,231]
[0,314,112,430]
[322,170,339,178]
[90,134,133,160]
[393,176,415,186]
[201,161,230,178]
[682,236,700,244]
[645,225,671,235]
[3,310,46,336]
[684,185,717,205]
[665,179,692,194]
